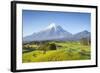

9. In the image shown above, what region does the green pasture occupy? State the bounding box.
[22,41,91,63]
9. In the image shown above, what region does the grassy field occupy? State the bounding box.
[22,41,91,63]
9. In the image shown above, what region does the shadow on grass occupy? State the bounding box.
[23,48,36,53]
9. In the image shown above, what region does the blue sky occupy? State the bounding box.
[22,10,91,37]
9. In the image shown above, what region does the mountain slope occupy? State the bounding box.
[72,30,91,41]
[23,23,72,42]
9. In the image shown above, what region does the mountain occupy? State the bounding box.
[23,23,90,42]
[23,23,72,42]
[72,30,91,41]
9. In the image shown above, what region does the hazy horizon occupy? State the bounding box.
[22,10,91,37]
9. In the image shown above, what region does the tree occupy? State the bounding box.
[38,42,57,54]
[49,43,56,50]
[80,38,90,45]
[38,43,49,54]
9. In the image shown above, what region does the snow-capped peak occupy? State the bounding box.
[23,22,74,42]
[48,23,57,28]
[45,23,59,30]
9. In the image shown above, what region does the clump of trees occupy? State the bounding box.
[38,43,49,54]
[38,43,57,54]
[49,43,56,50]
[80,38,91,45]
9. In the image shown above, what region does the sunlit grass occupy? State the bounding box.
[22,41,91,63]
